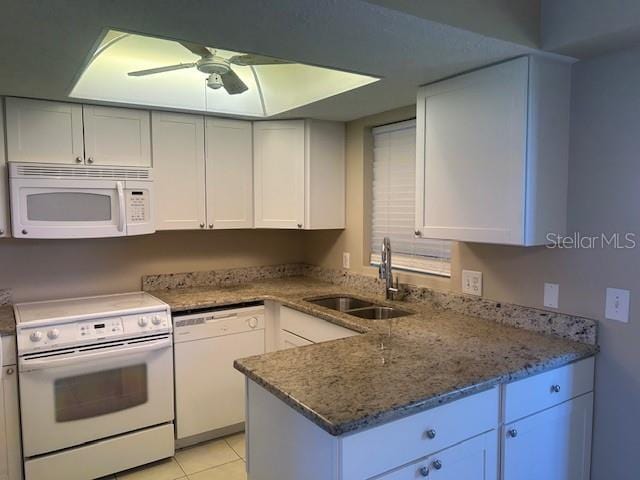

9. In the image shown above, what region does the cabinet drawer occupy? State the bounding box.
[340,387,499,480]
[1,335,16,366]
[503,357,594,423]
[280,306,358,343]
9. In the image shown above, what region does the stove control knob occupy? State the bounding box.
[138,317,149,327]
[47,329,60,340]
[152,315,162,326]
[30,331,43,342]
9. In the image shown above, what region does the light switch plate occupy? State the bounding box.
[605,288,630,323]
[544,283,559,309]
[462,270,482,296]
[342,252,350,269]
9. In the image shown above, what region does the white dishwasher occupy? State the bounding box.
[173,302,265,444]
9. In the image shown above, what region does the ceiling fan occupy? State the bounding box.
[128,41,292,94]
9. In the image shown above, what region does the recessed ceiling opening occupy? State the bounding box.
[70,30,380,117]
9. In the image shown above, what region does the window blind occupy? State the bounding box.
[370,120,451,277]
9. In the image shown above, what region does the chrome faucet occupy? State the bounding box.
[379,237,399,300]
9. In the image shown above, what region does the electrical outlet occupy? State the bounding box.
[605,288,630,323]
[544,283,559,309]
[462,270,482,296]
[342,252,350,269]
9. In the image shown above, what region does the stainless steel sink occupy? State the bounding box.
[305,296,374,312]
[346,306,412,320]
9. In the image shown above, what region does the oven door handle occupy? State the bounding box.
[19,337,171,372]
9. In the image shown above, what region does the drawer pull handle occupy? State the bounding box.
[508,428,518,438]
[432,460,442,470]
[551,384,561,393]
[419,466,429,477]
[425,429,436,439]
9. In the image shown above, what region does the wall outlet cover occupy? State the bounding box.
[462,270,482,296]
[342,252,350,269]
[605,288,630,323]
[544,283,560,309]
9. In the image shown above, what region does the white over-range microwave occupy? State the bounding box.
[9,162,155,239]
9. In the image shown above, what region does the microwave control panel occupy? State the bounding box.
[127,189,150,223]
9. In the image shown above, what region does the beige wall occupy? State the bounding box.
[306,47,640,480]
[0,230,304,302]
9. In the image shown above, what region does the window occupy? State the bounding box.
[370,120,451,277]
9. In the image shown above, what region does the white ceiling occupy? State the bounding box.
[1,0,635,121]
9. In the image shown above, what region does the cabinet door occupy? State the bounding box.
[0,101,9,238]
[83,105,151,167]
[253,120,305,229]
[0,366,22,480]
[151,112,206,230]
[205,118,253,229]
[376,430,497,480]
[279,330,313,350]
[502,393,593,480]
[416,57,528,245]
[5,97,84,164]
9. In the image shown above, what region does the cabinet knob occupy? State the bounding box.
[297,223,303,229]
[551,384,561,393]
[75,156,83,163]
[87,157,94,164]
[425,429,436,439]
[208,224,214,229]
[414,230,421,236]
[200,223,205,228]
[431,460,442,470]
[419,466,429,477]
[0,229,4,235]
[6,368,14,375]
[22,229,28,235]
[508,428,518,438]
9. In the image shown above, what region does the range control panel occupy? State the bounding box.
[18,310,171,353]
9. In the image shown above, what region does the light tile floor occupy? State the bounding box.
[103,432,247,480]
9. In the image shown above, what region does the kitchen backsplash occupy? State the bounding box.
[0,289,11,306]
[143,264,598,345]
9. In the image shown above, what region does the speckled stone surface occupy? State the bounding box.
[150,276,598,436]
[0,289,11,306]
[0,306,15,337]
[147,264,597,344]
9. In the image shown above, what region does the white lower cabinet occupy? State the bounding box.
[501,393,593,480]
[244,357,595,480]
[376,431,497,480]
[0,100,9,238]
[279,330,313,350]
[0,336,22,480]
[278,306,358,346]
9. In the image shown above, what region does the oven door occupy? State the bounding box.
[18,335,174,457]
[10,177,127,238]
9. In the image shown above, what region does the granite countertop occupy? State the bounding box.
[150,276,598,436]
[0,305,15,337]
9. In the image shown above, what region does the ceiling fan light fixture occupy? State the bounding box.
[207,73,224,90]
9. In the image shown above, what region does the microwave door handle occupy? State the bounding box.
[19,337,171,372]
[116,181,126,233]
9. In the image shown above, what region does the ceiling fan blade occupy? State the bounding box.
[220,69,248,95]
[229,54,292,66]
[128,63,196,76]
[179,41,212,58]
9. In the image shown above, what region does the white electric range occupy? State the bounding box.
[14,292,175,480]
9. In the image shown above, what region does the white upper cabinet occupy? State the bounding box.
[83,105,151,167]
[205,118,253,229]
[253,120,306,229]
[415,56,571,245]
[5,97,84,164]
[253,119,345,230]
[0,100,9,238]
[151,112,206,230]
